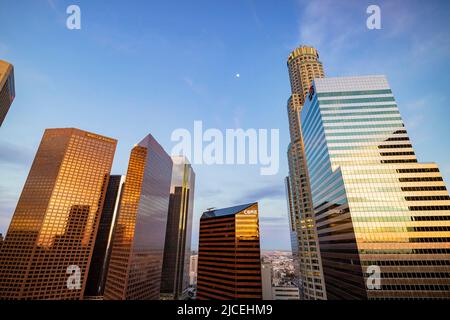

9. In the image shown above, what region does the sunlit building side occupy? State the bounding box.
[0,128,117,299]
[301,75,450,299]
[104,134,172,300]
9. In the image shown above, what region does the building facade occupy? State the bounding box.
[197,203,262,300]
[261,262,273,300]
[104,134,172,300]
[0,60,15,127]
[84,175,125,299]
[189,253,198,287]
[161,156,195,300]
[0,128,117,299]
[301,75,450,299]
[285,46,326,299]
[272,286,300,300]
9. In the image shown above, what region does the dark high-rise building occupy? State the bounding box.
[197,203,262,300]
[84,175,125,299]
[161,156,195,300]
[0,128,117,299]
[104,134,172,300]
[285,46,327,300]
[0,60,15,127]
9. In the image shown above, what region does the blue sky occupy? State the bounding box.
[0,0,449,250]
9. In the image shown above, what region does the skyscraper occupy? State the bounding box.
[261,262,273,300]
[84,175,125,299]
[285,46,326,299]
[0,60,15,127]
[160,156,195,300]
[104,134,172,300]
[284,176,300,285]
[301,75,450,299]
[0,128,117,299]
[189,253,198,287]
[197,203,262,300]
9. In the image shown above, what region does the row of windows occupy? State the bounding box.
[319,96,396,105]
[317,89,393,97]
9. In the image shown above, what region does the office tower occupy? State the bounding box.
[285,46,326,299]
[84,175,125,299]
[0,128,117,299]
[0,60,15,127]
[189,254,198,286]
[0,234,3,250]
[104,134,172,300]
[161,156,195,300]
[261,262,273,300]
[197,203,262,300]
[301,75,450,299]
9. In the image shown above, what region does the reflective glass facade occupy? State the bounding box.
[104,134,172,300]
[301,76,450,299]
[161,156,195,300]
[197,203,262,300]
[286,46,326,299]
[0,60,15,127]
[0,128,117,299]
[84,175,125,299]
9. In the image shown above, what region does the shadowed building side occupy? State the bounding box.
[84,175,125,299]
[160,156,195,300]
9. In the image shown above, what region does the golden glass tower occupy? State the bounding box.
[0,60,15,127]
[0,128,117,300]
[197,203,262,300]
[286,46,326,299]
[301,75,450,299]
[104,134,172,300]
[160,156,195,300]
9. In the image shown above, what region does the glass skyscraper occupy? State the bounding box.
[84,175,125,299]
[285,46,326,299]
[160,156,195,300]
[104,134,172,300]
[197,203,262,300]
[0,60,15,127]
[301,75,450,299]
[0,128,117,299]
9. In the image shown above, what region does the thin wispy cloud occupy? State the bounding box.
[182,76,208,96]
[235,181,285,204]
[0,141,33,166]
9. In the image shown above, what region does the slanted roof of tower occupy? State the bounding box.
[201,202,257,219]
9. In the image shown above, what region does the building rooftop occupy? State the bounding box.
[201,202,257,219]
